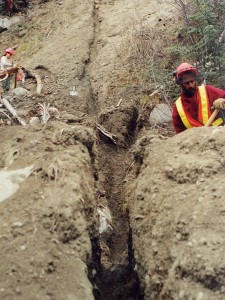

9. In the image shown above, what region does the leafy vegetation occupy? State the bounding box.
[172,0,225,88]
[122,0,225,106]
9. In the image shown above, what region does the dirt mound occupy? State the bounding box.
[129,126,225,299]
[0,124,99,300]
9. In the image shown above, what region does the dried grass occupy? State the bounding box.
[46,159,66,182]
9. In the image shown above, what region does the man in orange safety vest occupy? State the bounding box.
[172,63,225,133]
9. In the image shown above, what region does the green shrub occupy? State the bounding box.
[172,0,225,88]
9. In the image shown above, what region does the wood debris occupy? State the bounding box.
[0,109,12,120]
[33,73,42,94]
[96,123,117,144]
[1,98,26,126]
[116,98,122,107]
[27,71,43,94]
[38,103,50,124]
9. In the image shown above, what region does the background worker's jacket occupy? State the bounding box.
[172,85,225,133]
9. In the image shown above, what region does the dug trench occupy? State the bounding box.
[82,3,143,298]
[0,1,147,299]
[0,111,143,300]
[88,105,143,299]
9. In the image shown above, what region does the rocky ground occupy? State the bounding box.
[0,1,224,300]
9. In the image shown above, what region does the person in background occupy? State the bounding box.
[4,0,14,15]
[172,62,225,133]
[0,47,14,91]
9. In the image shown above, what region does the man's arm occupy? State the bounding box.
[206,85,225,108]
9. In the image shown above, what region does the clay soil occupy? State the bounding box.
[1,1,225,300]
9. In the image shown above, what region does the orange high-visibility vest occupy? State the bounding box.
[176,85,223,128]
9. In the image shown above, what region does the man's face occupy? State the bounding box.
[180,73,197,97]
[181,79,197,97]
[6,53,12,58]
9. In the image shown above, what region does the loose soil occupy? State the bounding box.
[1,1,224,300]
[129,127,225,299]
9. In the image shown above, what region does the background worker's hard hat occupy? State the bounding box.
[4,48,14,55]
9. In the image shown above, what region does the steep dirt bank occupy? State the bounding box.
[129,126,225,299]
[0,124,98,300]
[89,0,176,110]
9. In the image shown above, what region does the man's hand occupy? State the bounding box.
[213,98,225,109]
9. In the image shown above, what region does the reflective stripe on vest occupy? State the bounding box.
[198,85,209,125]
[176,97,192,128]
[176,86,223,128]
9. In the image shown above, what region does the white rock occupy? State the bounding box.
[0,17,20,29]
[187,241,193,247]
[12,222,23,228]
[196,292,204,300]
[149,103,172,125]
[29,117,40,126]
[13,87,31,97]
[97,206,113,239]
[0,166,33,203]
[179,290,185,299]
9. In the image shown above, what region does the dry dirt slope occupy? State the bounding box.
[129,126,225,299]
[1,1,224,300]
[0,124,98,300]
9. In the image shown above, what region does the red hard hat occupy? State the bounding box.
[4,48,14,55]
[175,62,198,78]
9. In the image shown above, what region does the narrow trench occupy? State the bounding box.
[92,142,143,300]
[83,2,143,299]
[83,1,100,117]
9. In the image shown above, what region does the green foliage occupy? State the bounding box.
[0,4,4,13]
[118,0,225,106]
[172,0,225,88]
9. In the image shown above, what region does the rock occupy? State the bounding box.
[0,17,20,29]
[97,205,113,240]
[29,117,40,126]
[149,103,172,125]
[0,166,33,203]
[13,87,31,97]
[12,222,23,228]
[15,287,21,294]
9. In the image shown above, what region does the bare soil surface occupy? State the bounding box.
[0,124,97,300]
[1,1,224,300]
[129,127,225,299]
